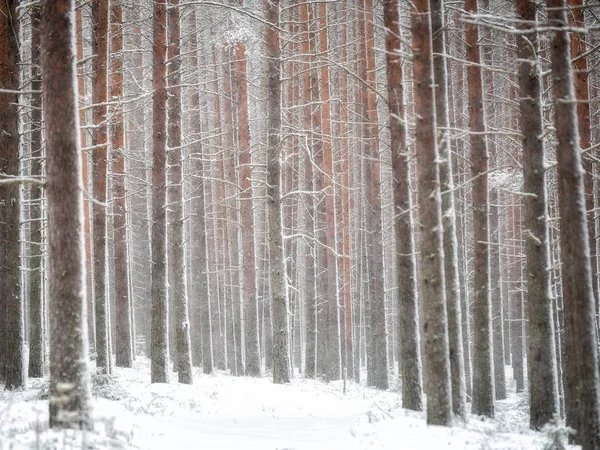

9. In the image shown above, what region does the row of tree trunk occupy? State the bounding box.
[1,1,600,447]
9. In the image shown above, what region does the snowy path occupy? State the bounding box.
[0,361,577,449]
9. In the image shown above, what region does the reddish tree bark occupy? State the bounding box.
[383,0,423,411]
[465,0,495,418]
[110,0,133,369]
[91,0,110,373]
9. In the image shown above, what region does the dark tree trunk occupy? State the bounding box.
[548,0,600,448]
[465,0,495,418]
[265,0,291,385]
[41,0,93,429]
[411,0,452,426]
[569,0,598,326]
[28,5,45,379]
[0,0,25,390]
[516,0,559,430]
[383,0,423,411]
[150,0,169,384]
[167,0,193,385]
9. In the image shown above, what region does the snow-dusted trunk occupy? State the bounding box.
[569,0,598,329]
[232,30,262,377]
[357,0,389,391]
[91,0,110,374]
[75,6,96,357]
[0,0,25,390]
[167,0,193,384]
[548,0,600,447]
[465,0,495,418]
[28,5,45,379]
[515,0,559,431]
[265,0,291,385]
[150,0,169,384]
[317,1,341,383]
[430,0,467,420]
[41,0,93,428]
[480,0,506,402]
[383,0,423,412]
[410,0,452,426]
[110,0,133,369]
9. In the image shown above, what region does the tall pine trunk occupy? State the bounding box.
[0,0,25,390]
[150,0,169,384]
[41,0,93,428]
[465,0,495,418]
[383,0,423,411]
[265,0,291,385]
[430,0,467,419]
[411,0,452,426]
[516,0,559,430]
[548,0,600,447]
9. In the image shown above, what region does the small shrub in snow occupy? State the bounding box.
[92,374,127,401]
[541,415,574,450]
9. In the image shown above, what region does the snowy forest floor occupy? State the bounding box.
[0,358,574,450]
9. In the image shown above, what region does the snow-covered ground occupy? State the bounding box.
[0,359,574,449]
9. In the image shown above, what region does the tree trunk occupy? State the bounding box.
[515,0,559,430]
[150,0,169,384]
[410,0,452,426]
[233,35,262,377]
[548,1,600,447]
[0,0,25,390]
[465,0,495,418]
[41,0,93,428]
[167,0,193,384]
[430,0,467,419]
[265,0,291,385]
[383,0,423,411]
[569,0,598,325]
[358,0,389,391]
[91,0,110,374]
[28,5,45,379]
[110,0,133,369]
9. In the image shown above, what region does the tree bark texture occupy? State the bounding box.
[265,0,291,385]
[410,0,452,426]
[110,0,133,369]
[358,0,389,391]
[41,0,93,429]
[516,0,559,430]
[234,38,262,377]
[151,0,169,384]
[465,0,495,418]
[0,0,25,390]
[383,0,423,412]
[167,0,193,384]
[548,0,600,447]
[91,0,110,374]
[28,5,45,379]
[430,0,467,420]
